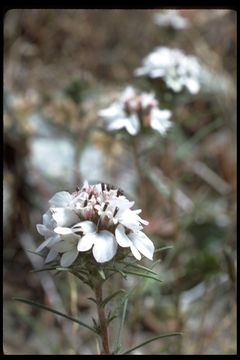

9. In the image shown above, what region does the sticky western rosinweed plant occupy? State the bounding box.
[15,181,180,354]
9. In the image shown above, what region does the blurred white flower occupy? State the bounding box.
[134,47,201,94]
[98,86,172,135]
[153,10,189,30]
[36,181,154,265]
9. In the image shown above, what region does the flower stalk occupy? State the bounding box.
[95,280,110,354]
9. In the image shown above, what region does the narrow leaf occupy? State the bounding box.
[13,297,98,334]
[154,245,174,253]
[54,267,88,284]
[102,290,126,307]
[121,332,183,354]
[123,270,162,282]
[30,266,58,273]
[122,262,159,276]
[98,268,106,280]
[26,249,45,257]
[88,297,97,305]
[114,295,129,354]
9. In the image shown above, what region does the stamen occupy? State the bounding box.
[103,202,109,212]
[113,207,119,217]
[106,183,110,191]
[88,192,93,200]
[83,199,88,207]
[117,189,124,197]
[76,186,80,192]
[101,182,105,192]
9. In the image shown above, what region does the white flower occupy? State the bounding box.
[36,181,155,265]
[134,47,201,94]
[153,10,189,30]
[98,86,172,136]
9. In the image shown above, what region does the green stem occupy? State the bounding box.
[95,281,110,354]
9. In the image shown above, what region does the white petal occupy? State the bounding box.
[130,244,142,260]
[120,86,136,102]
[115,224,131,247]
[92,231,117,263]
[43,211,55,227]
[60,249,79,267]
[73,221,96,234]
[36,224,53,238]
[133,209,142,215]
[119,209,144,230]
[54,227,73,235]
[36,235,60,252]
[45,249,58,263]
[49,191,72,207]
[185,78,200,94]
[128,231,155,260]
[77,233,96,251]
[52,240,75,253]
[51,208,79,227]
[98,102,123,118]
[125,114,140,135]
[107,118,130,132]
[150,108,172,134]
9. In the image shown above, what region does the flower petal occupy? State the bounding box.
[77,233,96,252]
[130,244,142,260]
[45,249,58,263]
[54,227,73,235]
[115,224,131,247]
[107,118,130,132]
[73,221,96,234]
[60,249,79,267]
[49,191,72,207]
[92,231,117,263]
[52,240,76,253]
[98,102,123,118]
[36,235,60,252]
[128,231,155,260]
[42,211,55,228]
[125,113,140,135]
[36,224,53,238]
[51,208,79,227]
[150,108,172,134]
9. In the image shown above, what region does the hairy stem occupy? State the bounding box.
[95,281,110,354]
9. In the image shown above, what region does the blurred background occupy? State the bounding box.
[3,9,236,354]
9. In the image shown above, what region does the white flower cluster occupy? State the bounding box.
[36,181,155,266]
[134,47,201,94]
[98,86,172,136]
[153,10,189,30]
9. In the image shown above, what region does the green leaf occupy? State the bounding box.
[98,268,106,280]
[123,270,162,282]
[13,297,98,334]
[154,245,174,253]
[87,297,97,304]
[101,289,126,307]
[121,332,183,354]
[107,315,118,324]
[60,268,89,285]
[26,249,45,257]
[30,266,58,273]
[105,267,127,279]
[114,295,129,354]
[122,262,159,276]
